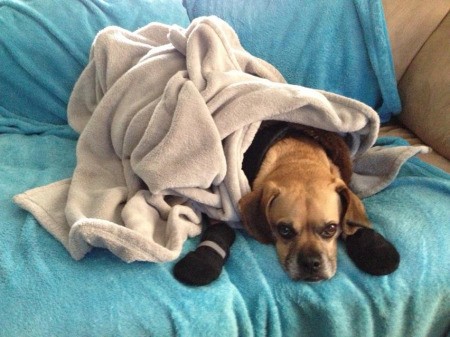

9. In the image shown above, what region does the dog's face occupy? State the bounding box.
[239,176,369,282]
[264,179,343,281]
[240,178,346,281]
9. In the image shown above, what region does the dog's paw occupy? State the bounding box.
[173,222,236,286]
[346,228,400,276]
[173,246,225,286]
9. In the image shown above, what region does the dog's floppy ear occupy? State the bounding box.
[336,180,400,275]
[336,181,371,238]
[238,182,279,244]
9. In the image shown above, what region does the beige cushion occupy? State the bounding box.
[380,122,450,173]
[397,13,450,161]
[382,0,449,80]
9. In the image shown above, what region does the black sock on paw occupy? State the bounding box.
[173,222,236,286]
[346,228,400,276]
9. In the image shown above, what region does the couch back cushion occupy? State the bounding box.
[183,0,401,122]
[0,0,189,124]
[382,0,450,81]
[398,12,450,160]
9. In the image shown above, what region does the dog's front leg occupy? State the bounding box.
[173,219,236,286]
[345,227,400,276]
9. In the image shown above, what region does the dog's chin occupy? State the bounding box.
[288,272,334,283]
[302,275,328,282]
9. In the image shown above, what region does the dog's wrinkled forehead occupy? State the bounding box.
[267,181,342,227]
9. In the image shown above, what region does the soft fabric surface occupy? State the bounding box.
[1,2,449,336]
[398,12,450,160]
[1,128,449,336]
[183,0,401,123]
[15,17,426,264]
[0,0,189,124]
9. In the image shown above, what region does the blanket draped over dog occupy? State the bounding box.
[14,16,427,263]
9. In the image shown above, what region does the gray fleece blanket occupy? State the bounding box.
[14,16,428,263]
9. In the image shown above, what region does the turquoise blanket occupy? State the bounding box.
[183,0,401,122]
[1,0,449,336]
[1,117,449,336]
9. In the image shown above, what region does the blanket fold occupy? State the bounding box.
[14,16,428,263]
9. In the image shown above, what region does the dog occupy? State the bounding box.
[239,122,369,281]
[174,121,399,286]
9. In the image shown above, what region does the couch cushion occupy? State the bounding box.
[382,0,450,80]
[183,0,401,122]
[398,13,450,161]
[379,122,450,173]
[0,0,189,124]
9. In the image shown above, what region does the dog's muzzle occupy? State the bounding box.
[285,250,336,282]
[297,254,324,281]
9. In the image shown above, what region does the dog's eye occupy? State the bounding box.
[276,223,296,239]
[321,223,338,239]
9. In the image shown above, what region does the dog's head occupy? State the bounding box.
[239,177,369,282]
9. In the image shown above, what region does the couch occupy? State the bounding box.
[379,0,450,173]
[1,1,449,336]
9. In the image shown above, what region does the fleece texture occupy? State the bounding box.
[1,128,449,336]
[14,17,427,264]
[1,1,449,336]
[0,0,189,124]
[183,0,401,122]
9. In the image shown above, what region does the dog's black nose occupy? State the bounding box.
[298,255,322,273]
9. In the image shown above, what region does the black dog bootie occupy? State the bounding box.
[346,228,400,275]
[173,222,236,286]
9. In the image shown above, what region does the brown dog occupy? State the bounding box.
[174,122,399,286]
[239,124,370,281]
